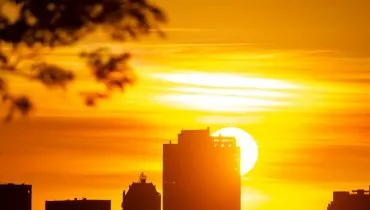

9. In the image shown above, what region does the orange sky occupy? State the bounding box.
[1,0,370,210]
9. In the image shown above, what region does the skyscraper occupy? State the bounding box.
[122,172,161,210]
[327,186,370,210]
[0,183,32,210]
[163,128,240,210]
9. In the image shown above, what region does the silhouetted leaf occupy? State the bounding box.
[31,63,74,88]
[13,96,32,116]
[81,49,135,91]
[3,95,32,123]
[80,92,109,106]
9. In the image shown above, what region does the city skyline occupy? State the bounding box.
[1,120,370,210]
[3,172,370,210]
[3,184,370,210]
[2,126,370,210]
[3,183,370,210]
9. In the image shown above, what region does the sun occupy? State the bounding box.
[211,127,258,175]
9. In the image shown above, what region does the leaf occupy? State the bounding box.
[31,63,75,88]
[80,92,109,107]
[12,96,32,116]
[3,95,33,123]
[149,6,167,22]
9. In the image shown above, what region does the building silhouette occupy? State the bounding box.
[0,183,32,210]
[121,172,161,210]
[163,128,241,210]
[45,199,111,210]
[327,186,370,210]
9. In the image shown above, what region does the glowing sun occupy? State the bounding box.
[212,127,258,175]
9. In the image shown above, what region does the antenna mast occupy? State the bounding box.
[139,172,147,183]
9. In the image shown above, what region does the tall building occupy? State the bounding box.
[122,173,161,210]
[45,199,111,210]
[327,186,370,210]
[163,128,240,210]
[0,183,32,210]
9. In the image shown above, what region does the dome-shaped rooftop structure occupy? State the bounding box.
[122,173,160,210]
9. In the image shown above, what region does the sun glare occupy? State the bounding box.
[212,127,258,175]
[154,72,299,89]
[153,72,300,112]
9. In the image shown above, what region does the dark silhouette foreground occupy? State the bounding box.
[46,199,111,210]
[0,183,32,210]
[328,186,370,210]
[122,172,161,210]
[0,0,166,122]
[163,128,241,210]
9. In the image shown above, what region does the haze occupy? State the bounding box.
[1,0,370,210]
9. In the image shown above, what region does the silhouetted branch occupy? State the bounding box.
[0,0,167,46]
[3,94,33,123]
[0,0,167,122]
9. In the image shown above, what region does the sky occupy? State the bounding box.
[1,0,370,210]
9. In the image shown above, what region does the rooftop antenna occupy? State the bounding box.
[139,172,147,184]
[352,189,370,195]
